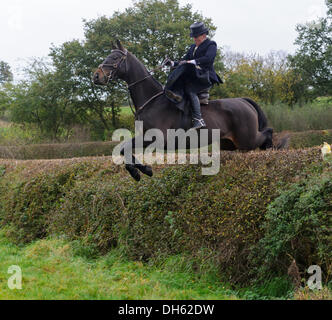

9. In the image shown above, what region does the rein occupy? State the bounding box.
[98,49,166,118]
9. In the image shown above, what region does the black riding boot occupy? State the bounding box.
[187,90,206,130]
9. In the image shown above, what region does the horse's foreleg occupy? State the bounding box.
[120,138,153,181]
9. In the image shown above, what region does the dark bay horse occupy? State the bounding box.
[93,40,274,181]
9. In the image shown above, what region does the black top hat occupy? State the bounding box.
[190,22,209,38]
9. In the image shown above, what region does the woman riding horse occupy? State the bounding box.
[93,39,275,182]
[164,22,223,130]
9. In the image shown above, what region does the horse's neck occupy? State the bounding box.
[127,54,163,109]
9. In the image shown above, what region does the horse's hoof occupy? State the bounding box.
[126,165,141,182]
[143,166,153,177]
[132,173,141,181]
[130,170,141,181]
[136,165,153,177]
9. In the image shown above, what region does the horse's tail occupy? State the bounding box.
[242,97,268,132]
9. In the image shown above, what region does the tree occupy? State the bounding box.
[289,0,332,100]
[0,61,14,118]
[49,39,127,136]
[0,83,12,117]
[47,0,224,136]
[0,61,13,84]
[5,0,228,142]
[216,50,302,106]
[9,60,81,141]
[83,0,223,84]
[327,0,332,16]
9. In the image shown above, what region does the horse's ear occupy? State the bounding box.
[116,39,125,52]
[111,41,117,50]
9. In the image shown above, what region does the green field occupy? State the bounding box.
[0,230,237,300]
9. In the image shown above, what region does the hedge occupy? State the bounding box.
[0,148,330,285]
[0,141,118,160]
[0,129,331,160]
[276,129,332,149]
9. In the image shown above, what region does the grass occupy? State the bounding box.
[120,106,135,116]
[0,122,44,146]
[2,230,321,300]
[0,120,10,128]
[262,101,332,132]
[0,230,238,300]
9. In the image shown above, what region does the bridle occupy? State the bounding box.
[97,49,165,117]
[97,49,129,84]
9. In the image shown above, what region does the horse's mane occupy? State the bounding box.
[128,51,164,90]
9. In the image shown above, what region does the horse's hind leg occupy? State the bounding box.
[246,128,273,150]
[233,128,273,151]
[259,128,273,150]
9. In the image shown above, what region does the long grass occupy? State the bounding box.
[0,122,44,145]
[262,101,332,132]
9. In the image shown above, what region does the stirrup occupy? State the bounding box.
[190,118,206,130]
[199,98,209,105]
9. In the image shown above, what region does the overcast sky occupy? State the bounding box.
[0,0,328,78]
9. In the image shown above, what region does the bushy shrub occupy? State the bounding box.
[0,162,104,243]
[288,130,332,149]
[48,176,126,253]
[252,168,332,283]
[0,148,329,285]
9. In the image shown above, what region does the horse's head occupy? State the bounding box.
[93,40,128,85]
